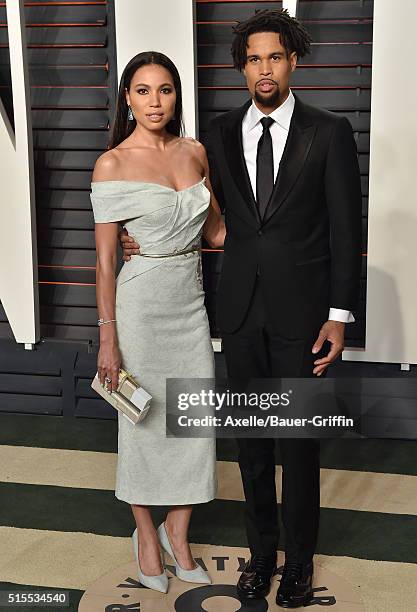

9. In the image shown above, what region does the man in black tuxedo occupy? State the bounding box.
[120,9,362,608]
[207,9,361,607]
[205,9,361,607]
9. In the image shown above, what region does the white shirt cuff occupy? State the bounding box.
[328,308,355,323]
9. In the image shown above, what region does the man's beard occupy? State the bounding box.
[254,84,281,108]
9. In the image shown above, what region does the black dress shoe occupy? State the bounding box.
[237,554,277,600]
[276,560,313,608]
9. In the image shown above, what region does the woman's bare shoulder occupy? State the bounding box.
[180,136,204,149]
[179,136,207,161]
[92,149,122,182]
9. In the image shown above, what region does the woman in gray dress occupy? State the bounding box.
[91,51,225,593]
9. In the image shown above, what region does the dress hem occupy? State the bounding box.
[114,491,217,506]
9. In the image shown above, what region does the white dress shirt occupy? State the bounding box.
[241,89,354,324]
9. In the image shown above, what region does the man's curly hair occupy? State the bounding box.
[231,9,312,72]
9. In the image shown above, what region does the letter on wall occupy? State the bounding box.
[0,0,39,347]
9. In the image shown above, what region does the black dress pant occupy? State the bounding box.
[221,276,324,564]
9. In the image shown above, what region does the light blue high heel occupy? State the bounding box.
[157,522,211,584]
[131,528,168,593]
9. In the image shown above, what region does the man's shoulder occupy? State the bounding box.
[208,103,249,130]
[299,99,346,128]
[208,111,230,131]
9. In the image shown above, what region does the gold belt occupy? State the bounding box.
[138,246,201,258]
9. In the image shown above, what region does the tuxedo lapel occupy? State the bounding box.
[263,95,316,225]
[221,99,261,225]
[220,95,316,227]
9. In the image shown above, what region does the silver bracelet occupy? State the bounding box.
[98,318,117,326]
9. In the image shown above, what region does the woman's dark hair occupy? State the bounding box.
[108,51,185,149]
[231,8,312,71]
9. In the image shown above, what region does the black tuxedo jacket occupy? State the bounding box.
[205,93,362,338]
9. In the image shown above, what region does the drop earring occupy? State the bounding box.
[127,105,134,121]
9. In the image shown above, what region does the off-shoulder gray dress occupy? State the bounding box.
[90,178,217,505]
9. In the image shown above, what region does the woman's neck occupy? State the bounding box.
[129,124,176,151]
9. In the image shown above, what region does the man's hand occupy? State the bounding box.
[118,227,140,261]
[311,321,345,376]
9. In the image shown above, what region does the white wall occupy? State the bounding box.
[114,0,198,137]
[344,0,417,365]
[283,0,298,17]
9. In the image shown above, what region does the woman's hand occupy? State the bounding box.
[98,341,122,393]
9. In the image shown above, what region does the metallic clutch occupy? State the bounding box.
[91,368,152,425]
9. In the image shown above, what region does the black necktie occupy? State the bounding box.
[256,116,275,219]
